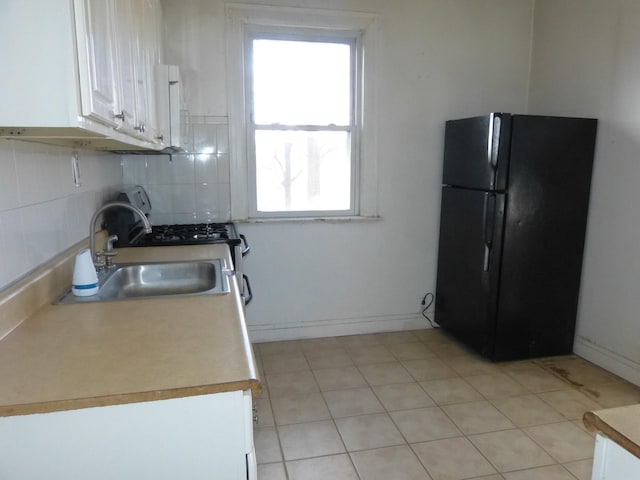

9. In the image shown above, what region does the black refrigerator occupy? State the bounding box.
[435,113,597,361]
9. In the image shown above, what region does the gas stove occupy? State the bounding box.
[136,223,242,247]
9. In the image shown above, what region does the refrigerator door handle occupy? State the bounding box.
[482,193,496,272]
[487,114,501,189]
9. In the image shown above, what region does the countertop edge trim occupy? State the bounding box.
[584,410,640,459]
[0,379,261,418]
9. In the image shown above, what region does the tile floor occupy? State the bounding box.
[251,328,640,480]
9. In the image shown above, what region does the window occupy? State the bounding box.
[226,4,379,220]
[249,35,356,216]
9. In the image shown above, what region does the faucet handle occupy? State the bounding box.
[105,235,118,252]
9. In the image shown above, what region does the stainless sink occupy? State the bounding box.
[56,259,231,304]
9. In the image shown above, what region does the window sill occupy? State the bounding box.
[236,215,382,225]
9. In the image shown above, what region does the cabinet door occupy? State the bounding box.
[74,0,120,127]
[112,0,139,134]
[129,0,162,142]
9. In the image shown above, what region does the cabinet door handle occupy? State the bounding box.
[113,111,125,121]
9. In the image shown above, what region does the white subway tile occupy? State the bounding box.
[194,154,218,185]
[0,140,19,212]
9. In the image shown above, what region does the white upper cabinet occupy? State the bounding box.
[75,0,120,128]
[112,0,163,143]
[113,0,139,134]
[0,0,164,151]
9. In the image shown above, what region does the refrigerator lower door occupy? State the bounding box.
[435,187,505,358]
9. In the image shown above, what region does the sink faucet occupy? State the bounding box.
[89,201,152,268]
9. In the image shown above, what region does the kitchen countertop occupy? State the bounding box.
[584,404,640,459]
[0,243,260,417]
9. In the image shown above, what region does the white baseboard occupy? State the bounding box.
[574,336,640,387]
[247,313,432,343]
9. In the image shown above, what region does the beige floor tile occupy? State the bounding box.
[359,362,415,386]
[339,333,383,348]
[387,341,436,361]
[468,476,505,480]
[375,331,422,344]
[499,359,540,374]
[323,387,385,418]
[572,419,596,437]
[267,370,320,397]
[278,420,345,461]
[579,380,640,408]
[390,407,462,443]
[298,337,343,353]
[254,352,264,371]
[257,462,287,480]
[254,426,282,464]
[254,397,275,427]
[490,394,565,426]
[563,459,593,480]
[335,413,405,451]
[502,465,576,480]
[524,421,595,463]
[442,353,500,376]
[506,366,569,393]
[255,380,270,399]
[442,400,515,434]
[373,382,436,411]
[286,454,359,480]
[348,345,396,365]
[351,445,432,480]
[305,347,354,369]
[313,366,368,391]
[402,358,458,382]
[469,429,555,472]
[412,437,497,480]
[427,339,472,357]
[420,377,484,405]
[411,328,448,343]
[536,356,621,387]
[258,340,302,355]
[262,352,310,374]
[537,389,602,420]
[465,373,529,399]
[271,392,331,425]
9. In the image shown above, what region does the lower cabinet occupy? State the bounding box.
[591,433,640,479]
[0,390,255,480]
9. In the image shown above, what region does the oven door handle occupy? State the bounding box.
[240,234,251,257]
[242,274,253,305]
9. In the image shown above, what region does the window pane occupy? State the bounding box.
[252,39,351,125]
[255,130,351,212]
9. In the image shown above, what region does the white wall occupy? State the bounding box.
[0,140,123,290]
[162,0,535,340]
[528,0,640,384]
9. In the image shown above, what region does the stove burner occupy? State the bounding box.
[126,222,240,247]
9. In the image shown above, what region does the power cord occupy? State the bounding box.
[421,292,435,328]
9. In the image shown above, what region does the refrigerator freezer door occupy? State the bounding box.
[435,187,505,357]
[443,113,511,191]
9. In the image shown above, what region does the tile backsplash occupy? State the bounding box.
[122,116,231,225]
[0,139,123,291]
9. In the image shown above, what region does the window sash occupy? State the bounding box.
[245,30,360,218]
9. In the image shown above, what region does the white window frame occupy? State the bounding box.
[225,3,379,221]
